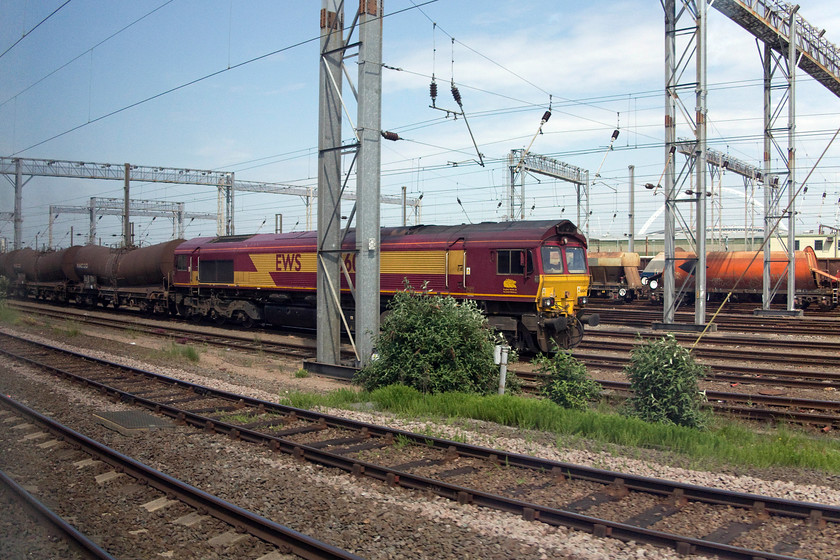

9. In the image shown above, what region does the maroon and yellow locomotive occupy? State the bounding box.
[2,220,598,351]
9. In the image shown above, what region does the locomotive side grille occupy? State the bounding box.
[381,251,446,274]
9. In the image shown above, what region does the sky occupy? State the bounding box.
[2,0,840,252]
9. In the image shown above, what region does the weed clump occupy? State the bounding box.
[624,334,708,429]
[160,340,201,363]
[355,285,504,395]
[534,347,600,411]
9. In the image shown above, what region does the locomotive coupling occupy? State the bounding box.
[543,315,568,332]
[580,314,600,327]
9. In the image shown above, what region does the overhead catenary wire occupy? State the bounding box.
[10,0,439,156]
[0,0,72,60]
[10,3,840,246]
[0,0,176,110]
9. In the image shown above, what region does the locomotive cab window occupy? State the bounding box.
[565,246,587,274]
[496,249,532,275]
[541,246,564,274]
[176,254,190,271]
[198,259,234,283]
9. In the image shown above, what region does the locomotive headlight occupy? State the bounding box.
[577,296,587,306]
[649,279,659,290]
[541,297,555,308]
[618,288,627,297]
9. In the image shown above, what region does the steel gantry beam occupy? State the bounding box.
[711,0,840,315]
[316,0,385,368]
[355,0,385,367]
[507,149,590,234]
[47,197,216,248]
[661,0,710,331]
[675,140,763,251]
[713,0,840,98]
[1,156,418,250]
[660,1,840,324]
[317,0,346,367]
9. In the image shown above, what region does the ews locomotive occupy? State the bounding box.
[1,220,598,351]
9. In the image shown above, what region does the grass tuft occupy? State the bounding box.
[157,340,201,363]
[0,302,19,325]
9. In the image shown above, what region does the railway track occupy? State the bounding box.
[0,394,361,560]
[8,300,840,426]
[571,343,840,392]
[589,305,840,337]
[0,466,117,560]
[2,332,838,560]
[6,300,325,361]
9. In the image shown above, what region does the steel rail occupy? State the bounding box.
[595,380,840,427]
[0,467,118,560]
[0,394,363,560]
[12,301,840,388]
[590,307,840,335]
[587,326,840,352]
[1,332,837,560]
[581,334,840,369]
[6,301,321,357]
[571,351,840,389]
[9,303,840,426]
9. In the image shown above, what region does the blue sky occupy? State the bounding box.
[2,0,840,250]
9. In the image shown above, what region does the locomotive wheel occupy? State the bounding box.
[185,307,201,322]
[208,309,226,325]
[235,311,254,329]
[535,327,551,353]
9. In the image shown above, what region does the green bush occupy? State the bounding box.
[624,334,708,429]
[354,286,503,395]
[534,347,601,410]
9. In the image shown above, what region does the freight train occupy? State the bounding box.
[586,248,840,310]
[0,220,599,352]
[587,252,645,302]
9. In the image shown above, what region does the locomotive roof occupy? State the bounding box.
[175,220,584,251]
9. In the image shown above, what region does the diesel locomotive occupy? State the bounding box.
[0,220,598,351]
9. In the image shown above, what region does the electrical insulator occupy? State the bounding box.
[803,186,808,193]
[451,85,462,107]
[429,81,438,101]
[611,129,620,141]
[381,131,400,141]
[541,111,551,123]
